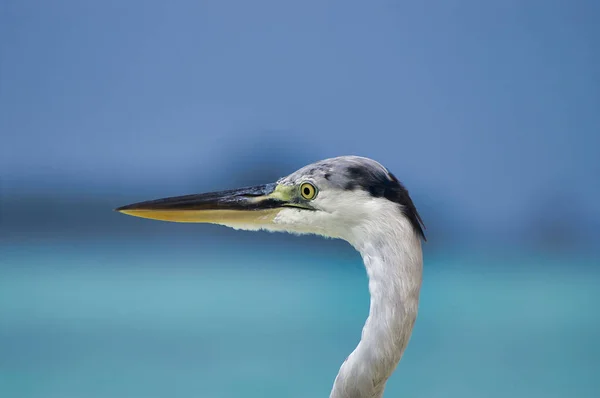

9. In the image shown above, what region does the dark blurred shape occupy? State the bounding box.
[188,130,323,188]
[524,189,597,251]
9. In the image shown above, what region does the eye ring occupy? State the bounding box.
[300,182,317,200]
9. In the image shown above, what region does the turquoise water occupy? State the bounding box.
[1,242,599,398]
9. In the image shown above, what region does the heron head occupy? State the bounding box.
[117,156,425,242]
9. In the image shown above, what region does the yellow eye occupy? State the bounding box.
[300,182,317,200]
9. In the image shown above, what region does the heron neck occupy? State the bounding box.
[330,222,423,398]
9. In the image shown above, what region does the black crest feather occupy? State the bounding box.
[344,166,426,241]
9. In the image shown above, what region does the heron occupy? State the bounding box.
[116,156,426,398]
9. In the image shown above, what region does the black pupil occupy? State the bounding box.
[303,187,311,196]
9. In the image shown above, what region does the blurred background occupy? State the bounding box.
[1,1,599,397]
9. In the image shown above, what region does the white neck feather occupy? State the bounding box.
[330,207,423,398]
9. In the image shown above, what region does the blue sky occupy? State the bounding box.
[1,0,599,231]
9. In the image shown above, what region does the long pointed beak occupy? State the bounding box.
[116,183,288,225]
